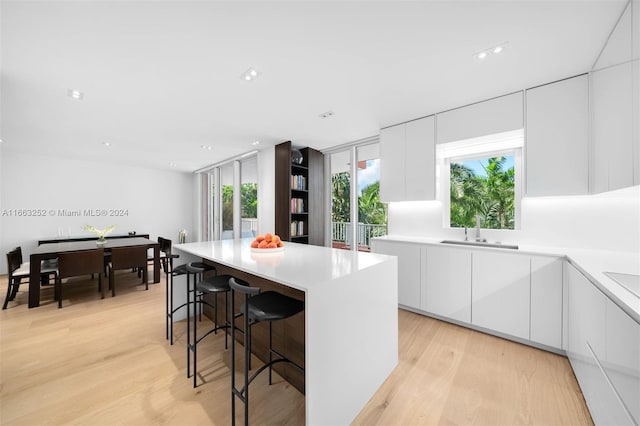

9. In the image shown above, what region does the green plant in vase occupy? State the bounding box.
[82,224,116,246]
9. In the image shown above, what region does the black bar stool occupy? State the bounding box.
[185,263,231,388]
[160,237,188,345]
[229,277,305,426]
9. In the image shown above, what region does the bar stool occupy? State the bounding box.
[185,263,231,388]
[229,277,304,426]
[160,237,187,344]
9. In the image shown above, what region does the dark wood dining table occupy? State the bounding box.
[29,237,160,308]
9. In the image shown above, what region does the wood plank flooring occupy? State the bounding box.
[0,272,592,425]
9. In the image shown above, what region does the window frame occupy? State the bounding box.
[437,130,523,230]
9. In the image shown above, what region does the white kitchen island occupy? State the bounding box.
[173,239,399,425]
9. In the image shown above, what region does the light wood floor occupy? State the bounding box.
[0,272,592,425]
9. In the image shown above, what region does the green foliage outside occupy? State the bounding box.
[331,172,387,226]
[450,156,514,229]
[221,183,258,231]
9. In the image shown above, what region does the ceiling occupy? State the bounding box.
[0,0,627,172]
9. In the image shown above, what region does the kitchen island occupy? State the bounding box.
[173,239,398,425]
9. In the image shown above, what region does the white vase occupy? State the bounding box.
[96,239,107,247]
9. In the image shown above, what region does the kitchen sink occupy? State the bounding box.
[604,272,640,298]
[440,240,519,250]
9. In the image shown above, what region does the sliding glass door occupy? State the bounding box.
[328,141,386,252]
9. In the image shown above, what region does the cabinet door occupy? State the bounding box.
[530,256,563,349]
[380,124,406,202]
[605,299,640,423]
[371,240,421,309]
[526,75,589,196]
[405,116,435,201]
[566,264,633,425]
[472,251,530,340]
[423,246,471,323]
[436,92,524,144]
[591,61,634,193]
[593,1,632,70]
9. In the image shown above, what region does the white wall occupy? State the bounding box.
[0,151,194,274]
[257,146,275,235]
[388,185,640,253]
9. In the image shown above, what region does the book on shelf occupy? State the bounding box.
[290,198,304,213]
[291,175,307,190]
[290,220,305,237]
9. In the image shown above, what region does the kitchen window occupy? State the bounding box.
[437,129,523,230]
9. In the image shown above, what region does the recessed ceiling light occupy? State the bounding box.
[168,162,177,168]
[67,89,84,100]
[474,42,508,61]
[319,111,335,119]
[200,144,213,150]
[241,67,261,81]
[102,141,111,147]
[252,141,260,146]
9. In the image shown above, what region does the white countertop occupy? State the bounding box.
[374,235,640,322]
[174,238,394,293]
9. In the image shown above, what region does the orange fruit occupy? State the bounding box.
[272,235,281,244]
[256,235,265,242]
[277,241,284,247]
[250,240,259,248]
[267,242,277,248]
[265,233,273,242]
[258,240,268,248]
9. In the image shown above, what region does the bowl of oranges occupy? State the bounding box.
[250,233,285,252]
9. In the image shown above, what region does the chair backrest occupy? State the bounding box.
[159,237,172,256]
[58,249,104,280]
[15,246,23,265]
[228,277,260,295]
[6,249,21,276]
[111,246,147,270]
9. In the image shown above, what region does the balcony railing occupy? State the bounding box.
[332,222,387,250]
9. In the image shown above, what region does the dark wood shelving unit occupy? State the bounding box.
[275,141,324,246]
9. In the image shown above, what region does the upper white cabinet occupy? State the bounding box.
[530,256,564,348]
[380,115,435,202]
[379,124,406,202]
[593,1,633,70]
[422,246,472,323]
[591,61,636,192]
[591,0,639,193]
[371,239,422,310]
[472,251,531,340]
[525,75,589,196]
[436,92,523,144]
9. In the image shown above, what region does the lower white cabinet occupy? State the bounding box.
[567,263,635,425]
[422,246,471,323]
[371,240,422,309]
[530,256,564,348]
[472,251,531,340]
[604,298,640,423]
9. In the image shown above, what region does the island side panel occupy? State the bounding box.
[305,257,398,425]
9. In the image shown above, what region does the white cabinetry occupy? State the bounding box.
[525,75,589,196]
[380,115,435,202]
[591,0,639,192]
[591,61,635,193]
[435,92,524,144]
[604,298,640,424]
[422,246,472,323]
[371,240,422,309]
[567,263,635,425]
[472,251,530,340]
[530,256,564,348]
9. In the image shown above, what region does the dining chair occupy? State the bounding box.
[3,247,59,309]
[108,246,148,297]
[55,249,105,308]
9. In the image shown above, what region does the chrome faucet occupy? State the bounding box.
[475,215,487,242]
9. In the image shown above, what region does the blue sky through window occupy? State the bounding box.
[460,155,514,178]
[357,159,381,195]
